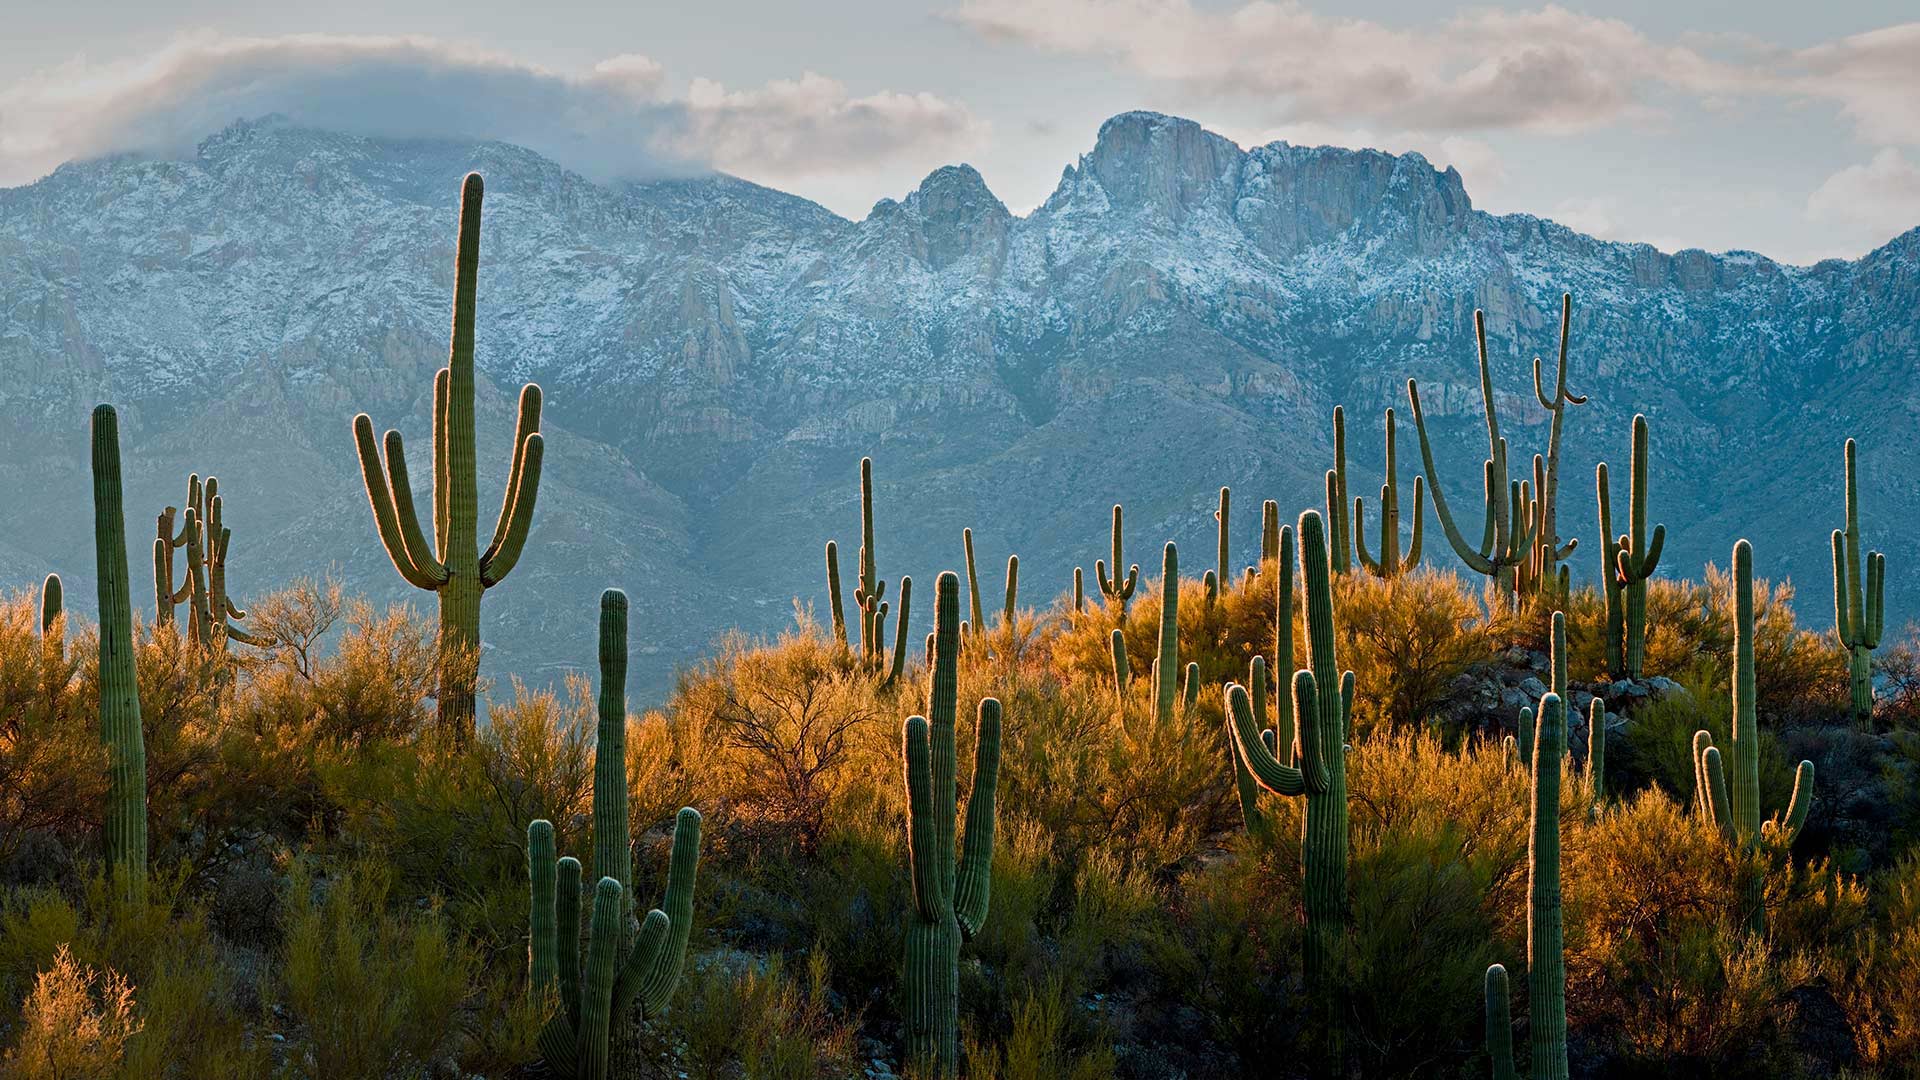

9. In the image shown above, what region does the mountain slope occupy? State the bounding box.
[3,111,1915,701]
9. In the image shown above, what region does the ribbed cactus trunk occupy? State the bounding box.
[1528,295,1586,594]
[1618,416,1664,679]
[91,405,148,903]
[1596,463,1625,676]
[1261,500,1280,572]
[1526,695,1569,1080]
[593,591,632,913]
[902,572,1002,1076]
[963,527,983,632]
[1354,407,1425,578]
[1153,543,1179,725]
[1096,504,1138,620]
[824,541,847,647]
[1214,486,1230,595]
[1328,407,1351,574]
[39,574,64,706]
[352,173,545,742]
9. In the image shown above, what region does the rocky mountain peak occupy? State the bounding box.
[1064,110,1244,220]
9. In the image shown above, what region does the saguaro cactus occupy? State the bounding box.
[1588,699,1608,809]
[1151,543,1185,725]
[1227,523,1297,836]
[1225,511,1351,1035]
[1001,555,1018,631]
[1214,486,1231,598]
[1831,438,1886,726]
[1484,692,1569,1080]
[1353,407,1426,578]
[1096,504,1139,620]
[1693,540,1815,933]
[92,406,148,902]
[824,541,847,647]
[39,573,64,702]
[1522,294,1586,595]
[155,475,272,650]
[1408,313,1536,602]
[1595,462,1626,675]
[1261,500,1281,571]
[352,173,545,739]
[1613,416,1664,678]
[530,591,702,1078]
[1328,407,1352,574]
[962,526,983,632]
[901,572,1002,1075]
[851,458,886,664]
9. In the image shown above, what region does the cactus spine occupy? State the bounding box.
[352,173,545,739]
[1095,504,1139,620]
[1485,692,1569,1080]
[1225,511,1351,1044]
[902,572,1002,1075]
[1521,294,1586,596]
[1408,312,1536,602]
[92,406,148,902]
[1831,438,1885,727]
[1693,540,1815,933]
[531,591,702,1078]
[1353,407,1426,578]
[1613,416,1664,677]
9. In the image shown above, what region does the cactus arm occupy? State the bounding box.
[1226,682,1306,796]
[1232,657,1274,834]
[380,428,445,583]
[825,542,847,647]
[484,384,544,559]
[906,733,941,901]
[1182,661,1200,715]
[1407,379,1497,573]
[1485,963,1515,1080]
[555,856,583,1027]
[1774,760,1816,844]
[352,414,449,589]
[1867,551,1885,645]
[1405,475,1425,567]
[576,878,623,1080]
[479,433,545,586]
[954,698,1001,938]
[633,807,702,1015]
[1273,524,1297,767]
[1619,523,1666,582]
[611,908,672,1022]
[528,820,558,995]
[884,577,913,687]
[1353,495,1380,574]
[433,366,451,555]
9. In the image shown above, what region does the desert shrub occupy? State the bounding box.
[1335,568,1490,733]
[274,859,474,1079]
[2,944,140,1079]
[673,951,860,1080]
[965,975,1116,1080]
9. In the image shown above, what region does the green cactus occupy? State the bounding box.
[1831,438,1886,727]
[1353,407,1426,578]
[1408,312,1537,602]
[1110,628,1129,701]
[39,573,64,703]
[1214,486,1230,597]
[154,475,272,650]
[962,526,983,632]
[1228,655,1279,840]
[1095,504,1139,619]
[1327,407,1352,574]
[1261,499,1280,571]
[1484,692,1569,1080]
[352,173,545,740]
[530,591,702,1078]
[1521,294,1586,596]
[882,577,913,689]
[1610,415,1665,678]
[1152,543,1182,725]
[1002,555,1018,631]
[91,406,148,903]
[1073,567,1084,613]
[1587,699,1608,809]
[824,541,847,648]
[851,458,887,666]
[1202,568,1218,605]
[1595,463,1625,675]
[1693,540,1815,933]
[1225,511,1351,1043]
[902,571,1002,1075]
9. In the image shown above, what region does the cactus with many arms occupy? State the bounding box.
[901,572,1002,1075]
[1225,511,1351,1030]
[1831,438,1886,726]
[530,591,702,1078]
[1353,407,1426,578]
[352,173,545,739]
[851,458,886,664]
[92,406,148,902]
[154,475,272,649]
[1408,312,1537,602]
[1095,504,1139,619]
[1693,540,1815,933]
[1483,692,1570,1080]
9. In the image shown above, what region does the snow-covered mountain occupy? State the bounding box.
[4,111,1916,699]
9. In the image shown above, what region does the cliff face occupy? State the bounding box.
[3,111,1915,700]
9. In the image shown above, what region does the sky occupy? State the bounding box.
[2,2,1918,264]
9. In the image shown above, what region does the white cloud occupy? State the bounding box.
[1783,24,1920,146]
[949,1,1748,134]
[1807,149,1920,250]
[0,33,985,196]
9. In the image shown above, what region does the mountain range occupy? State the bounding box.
[2,110,1915,702]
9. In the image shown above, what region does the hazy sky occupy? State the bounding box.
[3,2,1918,263]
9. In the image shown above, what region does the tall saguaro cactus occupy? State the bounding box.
[901,572,1002,1075]
[1151,542,1186,725]
[92,406,148,903]
[1095,504,1139,620]
[1226,523,1296,836]
[1524,294,1586,595]
[352,173,545,739]
[1328,407,1352,574]
[1693,540,1815,933]
[1408,312,1536,602]
[1613,415,1664,678]
[1213,486,1231,597]
[530,590,702,1079]
[1484,692,1569,1080]
[1831,438,1886,726]
[1225,511,1352,1044]
[1353,407,1426,578]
